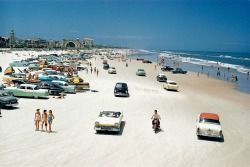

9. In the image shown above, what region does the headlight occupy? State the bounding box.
[219,130,223,135]
[114,123,119,127]
[95,122,100,126]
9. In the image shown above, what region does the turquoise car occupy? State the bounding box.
[39,75,67,82]
[4,84,49,99]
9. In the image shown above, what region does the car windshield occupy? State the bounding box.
[1,92,11,96]
[138,69,144,71]
[199,118,220,125]
[116,83,127,88]
[100,111,121,118]
[168,82,176,85]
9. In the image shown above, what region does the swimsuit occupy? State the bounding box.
[35,113,41,121]
[48,116,53,123]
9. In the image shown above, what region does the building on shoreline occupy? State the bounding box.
[0,30,94,49]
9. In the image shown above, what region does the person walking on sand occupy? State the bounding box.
[97,69,99,76]
[47,110,55,133]
[34,109,41,131]
[41,110,48,132]
[90,67,93,74]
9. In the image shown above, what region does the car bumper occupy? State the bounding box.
[114,92,129,97]
[4,102,19,107]
[95,127,120,132]
[197,132,223,138]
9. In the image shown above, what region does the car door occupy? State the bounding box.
[16,85,26,96]
[25,86,34,97]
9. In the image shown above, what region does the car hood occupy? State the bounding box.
[96,117,120,125]
[0,96,18,102]
[197,123,222,131]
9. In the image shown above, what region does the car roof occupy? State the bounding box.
[20,84,37,88]
[200,113,219,120]
[167,80,176,83]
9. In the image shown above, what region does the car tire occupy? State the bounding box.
[96,130,100,133]
[34,96,38,99]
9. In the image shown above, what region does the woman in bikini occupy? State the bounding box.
[47,110,55,133]
[34,109,41,131]
[41,110,48,132]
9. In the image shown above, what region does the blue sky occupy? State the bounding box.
[0,0,249,52]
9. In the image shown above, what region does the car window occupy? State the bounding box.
[27,87,33,90]
[34,86,39,90]
[199,118,220,125]
[2,92,11,96]
[20,86,26,89]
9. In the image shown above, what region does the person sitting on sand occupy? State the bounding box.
[47,110,55,133]
[34,109,41,131]
[53,93,64,99]
[41,110,48,132]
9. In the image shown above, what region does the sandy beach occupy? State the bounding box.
[0,50,250,167]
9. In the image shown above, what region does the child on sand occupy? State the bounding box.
[34,109,41,131]
[41,110,48,132]
[47,110,55,133]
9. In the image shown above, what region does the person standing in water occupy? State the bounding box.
[34,109,41,131]
[47,110,55,133]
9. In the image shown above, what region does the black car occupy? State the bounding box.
[103,64,110,70]
[142,60,152,63]
[114,82,129,97]
[172,68,187,74]
[161,66,174,71]
[0,90,19,107]
[38,82,64,95]
[156,74,167,82]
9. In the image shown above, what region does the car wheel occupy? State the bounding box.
[34,96,38,99]
[96,130,100,133]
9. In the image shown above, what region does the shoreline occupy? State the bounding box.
[0,50,250,167]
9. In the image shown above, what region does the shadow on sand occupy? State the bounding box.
[95,121,126,136]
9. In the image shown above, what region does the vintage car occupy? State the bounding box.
[161,66,174,71]
[142,60,152,63]
[38,75,67,82]
[4,84,49,99]
[0,90,19,107]
[9,60,32,67]
[38,82,65,95]
[2,73,27,82]
[114,82,129,97]
[103,64,110,70]
[28,64,39,71]
[163,80,178,91]
[68,77,90,90]
[196,113,223,139]
[94,111,123,133]
[52,80,76,93]
[108,67,117,74]
[136,69,146,76]
[172,68,187,74]
[156,74,167,82]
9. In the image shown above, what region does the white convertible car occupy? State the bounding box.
[94,111,123,133]
[196,113,223,139]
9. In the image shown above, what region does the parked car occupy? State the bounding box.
[103,60,107,64]
[136,69,146,76]
[4,84,49,99]
[2,73,27,82]
[142,60,152,63]
[38,82,64,95]
[51,80,76,93]
[196,113,223,139]
[94,111,123,133]
[172,68,187,74]
[103,64,110,70]
[28,64,39,71]
[68,77,90,90]
[38,75,67,82]
[0,90,19,107]
[9,60,32,67]
[161,66,174,71]
[108,67,117,74]
[163,80,178,91]
[114,82,129,97]
[156,74,167,82]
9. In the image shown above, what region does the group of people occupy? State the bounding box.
[34,109,55,133]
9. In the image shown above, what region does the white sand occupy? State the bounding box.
[0,51,250,167]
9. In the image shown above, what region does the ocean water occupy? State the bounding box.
[129,50,250,94]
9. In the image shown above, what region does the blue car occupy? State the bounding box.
[9,60,32,67]
[39,75,67,82]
